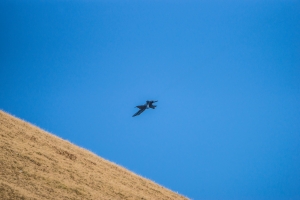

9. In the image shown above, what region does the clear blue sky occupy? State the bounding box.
[1,1,299,199]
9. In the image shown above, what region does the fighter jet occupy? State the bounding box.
[132,100,158,117]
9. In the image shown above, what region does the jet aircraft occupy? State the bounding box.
[132,100,158,117]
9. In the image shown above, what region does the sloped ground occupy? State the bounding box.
[0,111,188,200]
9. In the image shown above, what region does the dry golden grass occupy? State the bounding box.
[0,110,188,200]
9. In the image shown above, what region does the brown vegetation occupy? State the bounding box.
[0,110,188,200]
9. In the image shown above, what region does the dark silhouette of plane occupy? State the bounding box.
[132,100,158,117]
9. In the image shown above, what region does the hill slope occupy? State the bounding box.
[0,111,188,200]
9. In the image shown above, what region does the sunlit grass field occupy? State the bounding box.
[0,110,187,200]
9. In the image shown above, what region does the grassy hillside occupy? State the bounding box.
[0,110,188,200]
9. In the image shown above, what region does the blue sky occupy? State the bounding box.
[1,1,300,199]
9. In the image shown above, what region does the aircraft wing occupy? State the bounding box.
[132,108,146,117]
